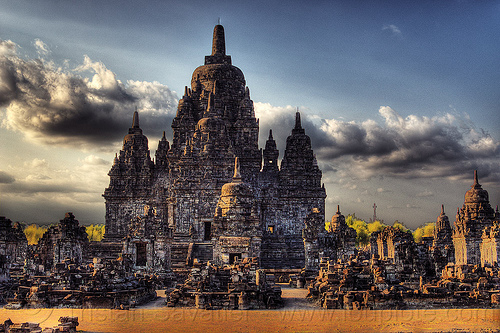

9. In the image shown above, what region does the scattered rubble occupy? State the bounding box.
[167,257,282,310]
[5,257,157,309]
[306,255,500,309]
[0,316,78,333]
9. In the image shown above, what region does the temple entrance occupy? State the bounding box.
[229,253,241,264]
[204,222,211,241]
[136,243,147,267]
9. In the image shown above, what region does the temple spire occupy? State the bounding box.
[269,129,273,140]
[295,110,302,130]
[132,109,140,128]
[441,204,445,215]
[473,170,479,186]
[212,24,226,56]
[233,157,242,181]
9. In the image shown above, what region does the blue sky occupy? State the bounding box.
[0,0,499,228]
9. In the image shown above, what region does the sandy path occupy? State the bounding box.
[1,287,499,332]
[0,308,499,332]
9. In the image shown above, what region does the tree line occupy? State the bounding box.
[23,224,105,245]
[327,214,436,247]
[22,217,435,248]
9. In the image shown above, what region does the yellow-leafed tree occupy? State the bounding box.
[86,224,105,241]
[24,224,48,245]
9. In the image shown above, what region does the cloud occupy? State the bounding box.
[255,103,500,184]
[0,39,178,151]
[81,155,109,166]
[416,190,434,197]
[25,158,48,169]
[382,24,402,36]
[0,40,16,57]
[34,39,50,57]
[406,203,420,209]
[0,171,15,183]
[254,102,331,154]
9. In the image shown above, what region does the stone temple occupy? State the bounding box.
[102,24,327,271]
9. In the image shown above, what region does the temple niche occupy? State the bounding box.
[102,24,327,270]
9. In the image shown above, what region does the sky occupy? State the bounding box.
[0,0,499,229]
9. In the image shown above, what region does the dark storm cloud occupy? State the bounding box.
[256,103,500,182]
[0,40,178,150]
[0,171,15,184]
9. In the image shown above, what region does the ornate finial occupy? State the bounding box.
[218,17,221,25]
[212,24,226,56]
[441,204,445,215]
[132,109,140,128]
[269,129,273,140]
[233,157,241,181]
[162,131,166,140]
[336,205,341,214]
[294,110,302,129]
[473,170,479,186]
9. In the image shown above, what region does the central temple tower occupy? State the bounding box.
[165,24,261,243]
[104,24,326,270]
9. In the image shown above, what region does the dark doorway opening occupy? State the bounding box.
[136,243,147,267]
[229,253,241,264]
[204,222,211,241]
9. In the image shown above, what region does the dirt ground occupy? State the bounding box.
[1,286,499,332]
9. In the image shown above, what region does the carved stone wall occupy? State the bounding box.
[0,216,27,278]
[452,171,499,266]
[102,24,327,270]
[36,213,89,271]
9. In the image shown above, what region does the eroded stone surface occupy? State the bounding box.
[102,24,326,270]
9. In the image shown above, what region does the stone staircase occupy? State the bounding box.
[260,234,305,269]
[170,243,190,269]
[192,242,213,263]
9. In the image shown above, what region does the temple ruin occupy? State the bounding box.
[0,24,499,312]
[102,24,326,271]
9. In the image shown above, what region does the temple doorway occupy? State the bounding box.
[136,242,147,267]
[229,253,241,264]
[204,222,211,241]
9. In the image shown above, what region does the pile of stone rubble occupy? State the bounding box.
[306,255,500,309]
[0,316,78,333]
[167,257,282,309]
